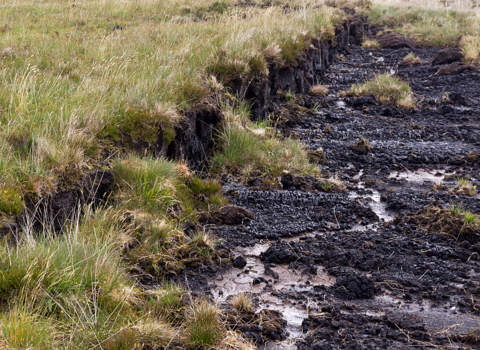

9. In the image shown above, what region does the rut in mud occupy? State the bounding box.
[184,44,480,349]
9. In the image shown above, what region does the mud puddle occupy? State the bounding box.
[211,237,336,346]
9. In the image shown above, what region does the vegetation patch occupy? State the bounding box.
[211,105,319,178]
[460,35,480,63]
[361,39,381,49]
[400,204,480,238]
[365,4,480,47]
[399,52,422,66]
[341,73,415,109]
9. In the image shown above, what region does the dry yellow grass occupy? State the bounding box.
[309,84,330,96]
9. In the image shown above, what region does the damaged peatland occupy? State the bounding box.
[1,0,480,349]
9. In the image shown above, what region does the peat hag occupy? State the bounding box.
[184,30,480,349]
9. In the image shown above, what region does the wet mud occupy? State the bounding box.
[185,39,480,349]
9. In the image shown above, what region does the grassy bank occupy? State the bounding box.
[366,0,480,59]
[0,0,340,348]
[0,0,340,202]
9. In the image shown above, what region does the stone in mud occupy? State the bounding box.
[218,205,254,225]
[431,49,463,66]
[352,94,378,109]
[333,274,375,299]
[377,33,416,49]
[247,177,263,187]
[381,106,402,118]
[261,245,297,264]
[385,311,425,331]
[200,205,254,225]
[233,255,247,269]
[437,62,476,75]
[450,92,473,106]
[280,173,295,189]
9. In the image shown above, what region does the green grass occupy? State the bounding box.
[365,4,480,47]
[186,300,222,348]
[211,105,319,177]
[341,73,415,109]
[0,0,341,200]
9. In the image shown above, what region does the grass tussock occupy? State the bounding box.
[230,293,253,313]
[402,203,480,238]
[460,35,480,63]
[309,84,330,97]
[341,73,415,109]
[186,300,223,348]
[361,39,381,49]
[211,104,320,177]
[400,52,422,66]
[452,178,478,197]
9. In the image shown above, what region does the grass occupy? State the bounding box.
[309,84,330,97]
[186,300,222,348]
[211,104,320,177]
[0,0,341,204]
[340,73,415,109]
[452,178,478,197]
[365,1,480,47]
[230,293,253,313]
[362,39,381,49]
[400,52,422,66]
[460,35,480,63]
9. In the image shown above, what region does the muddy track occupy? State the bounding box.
[185,45,480,349]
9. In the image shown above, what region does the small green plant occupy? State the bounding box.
[320,181,333,192]
[453,178,478,196]
[312,103,321,113]
[0,186,25,215]
[285,89,296,103]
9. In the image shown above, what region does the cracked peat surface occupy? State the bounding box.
[185,45,480,349]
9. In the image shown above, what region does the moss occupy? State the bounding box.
[162,127,176,146]
[0,186,25,215]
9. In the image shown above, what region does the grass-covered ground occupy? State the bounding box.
[0,0,342,348]
[1,0,480,348]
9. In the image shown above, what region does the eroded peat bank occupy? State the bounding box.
[0,0,480,349]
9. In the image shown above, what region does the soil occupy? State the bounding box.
[181,32,480,349]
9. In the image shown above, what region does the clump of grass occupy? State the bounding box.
[185,300,222,348]
[400,52,422,66]
[362,39,381,49]
[432,181,448,192]
[341,73,415,109]
[309,84,329,97]
[211,105,319,177]
[452,178,478,196]
[0,305,56,349]
[350,136,372,154]
[404,203,480,238]
[230,293,253,313]
[460,35,480,63]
